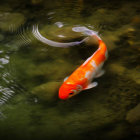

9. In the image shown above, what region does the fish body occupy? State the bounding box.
[59,36,108,100]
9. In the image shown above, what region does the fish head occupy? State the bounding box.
[59,83,83,100]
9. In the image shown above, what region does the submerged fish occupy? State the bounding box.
[59,35,108,100]
[32,25,108,100]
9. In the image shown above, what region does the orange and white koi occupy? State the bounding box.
[32,25,108,100]
[59,34,108,100]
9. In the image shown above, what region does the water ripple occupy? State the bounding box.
[15,25,33,46]
[0,51,25,107]
[54,22,64,28]
[0,86,14,105]
[0,58,9,65]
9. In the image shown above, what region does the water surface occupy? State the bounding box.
[0,0,140,140]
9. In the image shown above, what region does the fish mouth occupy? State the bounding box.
[58,93,68,100]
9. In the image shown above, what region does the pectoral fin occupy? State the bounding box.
[84,82,98,90]
[95,70,105,78]
[64,76,69,82]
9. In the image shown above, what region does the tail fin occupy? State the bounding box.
[72,26,101,40]
[32,25,85,48]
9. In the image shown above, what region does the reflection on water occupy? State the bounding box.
[0,86,14,105]
[0,0,140,140]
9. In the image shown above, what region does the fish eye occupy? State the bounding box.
[69,92,74,95]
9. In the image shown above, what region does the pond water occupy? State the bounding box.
[0,0,140,140]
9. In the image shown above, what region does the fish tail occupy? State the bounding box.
[32,25,84,48]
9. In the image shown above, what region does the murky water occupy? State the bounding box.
[0,0,140,140]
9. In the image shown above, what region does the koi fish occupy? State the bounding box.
[59,35,108,100]
[32,25,108,100]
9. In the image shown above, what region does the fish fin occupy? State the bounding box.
[32,25,84,48]
[95,70,105,78]
[64,76,69,82]
[84,82,98,90]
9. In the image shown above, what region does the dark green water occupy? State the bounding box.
[0,0,140,140]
